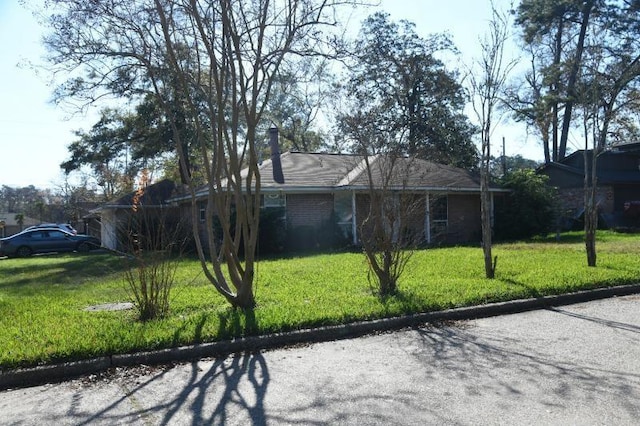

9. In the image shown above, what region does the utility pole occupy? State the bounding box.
[502,136,507,177]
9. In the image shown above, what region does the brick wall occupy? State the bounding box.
[286,193,334,229]
[557,186,614,215]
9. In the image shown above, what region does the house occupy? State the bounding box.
[0,213,39,238]
[538,142,640,228]
[92,179,182,251]
[170,151,507,249]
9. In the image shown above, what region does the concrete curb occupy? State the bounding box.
[2,283,639,390]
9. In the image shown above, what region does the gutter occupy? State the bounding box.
[167,185,509,203]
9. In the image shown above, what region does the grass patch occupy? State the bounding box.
[0,231,638,369]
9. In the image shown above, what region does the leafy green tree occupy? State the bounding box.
[494,169,557,241]
[264,59,334,153]
[515,0,640,266]
[514,0,596,162]
[0,185,51,219]
[61,108,136,200]
[341,12,477,169]
[61,90,204,198]
[489,154,540,179]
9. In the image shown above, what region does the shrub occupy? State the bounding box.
[287,225,318,252]
[122,174,189,321]
[494,169,557,240]
[258,207,287,254]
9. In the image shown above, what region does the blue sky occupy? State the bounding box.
[0,0,538,189]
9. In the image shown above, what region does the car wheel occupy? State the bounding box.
[77,242,91,253]
[16,246,33,257]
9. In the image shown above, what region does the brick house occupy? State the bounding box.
[538,142,640,228]
[172,152,506,248]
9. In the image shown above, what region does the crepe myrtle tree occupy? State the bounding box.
[44,0,356,308]
[338,111,425,297]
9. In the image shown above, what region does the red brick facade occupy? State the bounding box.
[286,193,334,229]
[556,186,614,215]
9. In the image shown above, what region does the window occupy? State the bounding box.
[430,195,448,237]
[430,195,447,221]
[334,192,353,239]
[199,205,206,223]
[48,231,66,239]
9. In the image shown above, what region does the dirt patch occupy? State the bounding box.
[84,302,134,312]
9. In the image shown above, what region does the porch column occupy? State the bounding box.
[351,191,358,245]
[425,193,431,244]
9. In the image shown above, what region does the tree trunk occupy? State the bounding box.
[584,193,597,267]
[481,134,495,279]
[543,132,551,164]
[233,283,257,309]
[551,19,563,163]
[584,150,597,267]
[559,0,595,160]
[481,182,495,278]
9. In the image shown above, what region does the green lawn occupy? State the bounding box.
[1,231,639,369]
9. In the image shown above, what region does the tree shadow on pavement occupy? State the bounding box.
[160,351,269,425]
[409,314,640,419]
[74,351,269,425]
[547,306,640,334]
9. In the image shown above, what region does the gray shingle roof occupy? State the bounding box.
[172,152,501,202]
[260,152,484,191]
[260,152,356,188]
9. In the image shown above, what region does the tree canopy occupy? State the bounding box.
[338,12,477,169]
[512,0,640,163]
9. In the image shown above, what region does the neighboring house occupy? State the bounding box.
[538,142,640,228]
[92,179,181,251]
[170,151,507,248]
[0,213,39,237]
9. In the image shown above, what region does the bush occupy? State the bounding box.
[494,169,557,241]
[258,208,287,254]
[122,208,188,321]
[286,225,318,252]
[316,212,352,250]
[286,213,352,253]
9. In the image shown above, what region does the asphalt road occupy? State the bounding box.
[2,295,639,425]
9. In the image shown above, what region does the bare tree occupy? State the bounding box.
[578,17,640,267]
[44,0,354,308]
[338,109,424,296]
[468,4,517,279]
[359,155,424,296]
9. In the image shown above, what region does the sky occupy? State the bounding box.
[0,0,538,189]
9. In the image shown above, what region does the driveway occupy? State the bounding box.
[2,295,639,425]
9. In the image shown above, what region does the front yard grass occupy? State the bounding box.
[0,231,638,369]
